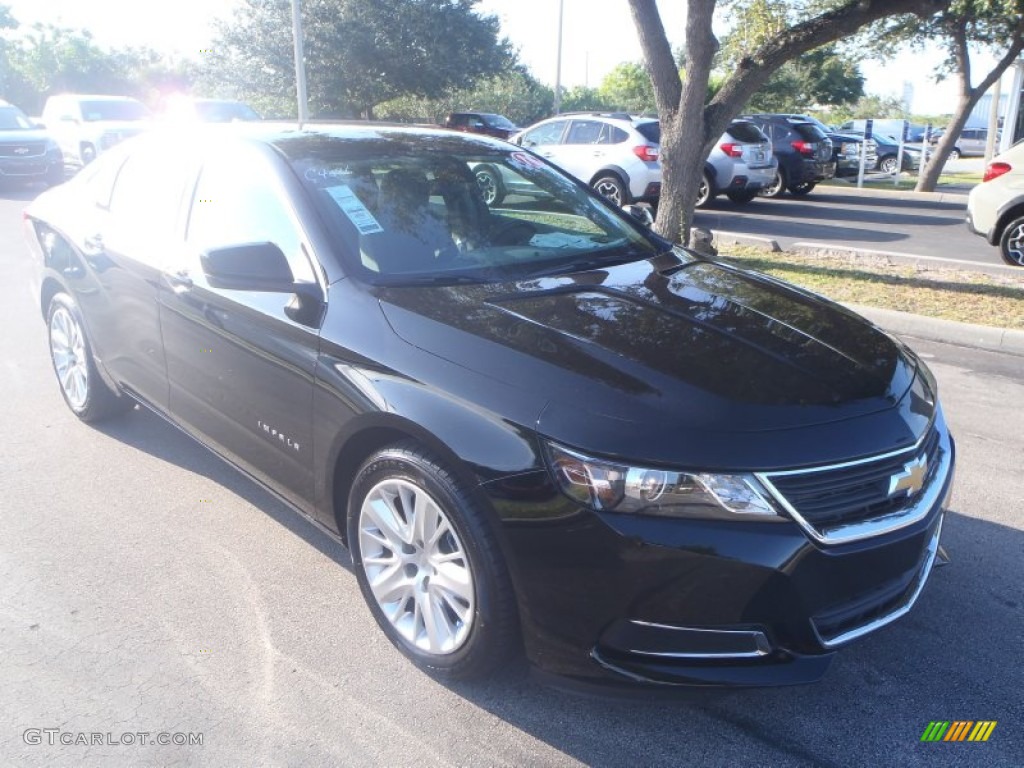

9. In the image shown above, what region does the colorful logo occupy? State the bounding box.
[920,721,997,742]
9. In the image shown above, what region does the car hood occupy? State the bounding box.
[377,256,927,469]
[0,128,52,143]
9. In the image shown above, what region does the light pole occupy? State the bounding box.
[291,0,309,126]
[553,0,564,114]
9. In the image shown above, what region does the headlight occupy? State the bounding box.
[545,442,780,520]
[45,140,61,156]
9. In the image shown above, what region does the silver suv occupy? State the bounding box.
[697,120,776,206]
[512,113,661,206]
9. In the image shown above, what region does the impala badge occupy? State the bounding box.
[256,420,300,451]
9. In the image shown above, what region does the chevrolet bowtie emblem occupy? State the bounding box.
[888,455,928,497]
[14,147,30,155]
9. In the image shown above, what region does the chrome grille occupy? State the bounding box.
[758,412,952,545]
[0,142,46,157]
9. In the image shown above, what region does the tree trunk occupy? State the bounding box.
[629,0,951,245]
[915,22,1024,192]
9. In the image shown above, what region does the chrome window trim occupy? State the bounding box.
[756,410,950,546]
[812,514,944,649]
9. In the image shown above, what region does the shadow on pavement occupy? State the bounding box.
[92,405,353,571]
[440,509,1023,766]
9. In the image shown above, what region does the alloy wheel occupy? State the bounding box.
[594,177,624,206]
[49,305,89,410]
[358,478,475,655]
[1003,221,1024,266]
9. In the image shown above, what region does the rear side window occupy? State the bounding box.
[635,122,661,144]
[792,123,827,142]
[727,122,767,143]
[109,143,192,238]
[599,124,629,144]
[565,120,604,145]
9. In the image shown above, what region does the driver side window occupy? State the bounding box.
[187,150,315,283]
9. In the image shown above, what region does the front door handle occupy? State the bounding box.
[163,269,193,292]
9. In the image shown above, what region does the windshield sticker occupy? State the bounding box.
[325,184,384,235]
[305,165,353,182]
[529,233,594,249]
[508,151,544,171]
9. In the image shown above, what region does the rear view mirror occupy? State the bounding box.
[201,242,295,292]
[622,204,654,228]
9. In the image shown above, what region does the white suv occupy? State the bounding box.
[512,113,661,206]
[967,140,1024,266]
[41,94,151,168]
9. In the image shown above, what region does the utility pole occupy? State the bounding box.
[553,0,564,114]
[291,0,309,127]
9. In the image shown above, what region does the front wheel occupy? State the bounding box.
[999,216,1024,266]
[348,442,519,679]
[592,174,628,206]
[789,182,816,196]
[758,169,786,198]
[949,148,961,160]
[47,293,132,422]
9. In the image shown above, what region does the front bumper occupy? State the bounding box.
[0,155,63,182]
[492,434,954,688]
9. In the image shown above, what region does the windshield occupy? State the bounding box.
[81,100,149,122]
[0,106,35,130]
[483,114,516,130]
[283,133,666,285]
[194,101,261,122]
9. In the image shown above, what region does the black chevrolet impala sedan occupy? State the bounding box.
[24,124,954,687]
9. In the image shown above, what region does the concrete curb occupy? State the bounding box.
[710,230,781,251]
[818,183,969,204]
[845,303,1024,358]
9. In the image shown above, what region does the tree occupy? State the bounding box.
[376,67,553,126]
[599,61,656,113]
[741,46,865,112]
[203,0,512,119]
[869,1,1024,192]
[628,0,949,245]
[559,85,610,113]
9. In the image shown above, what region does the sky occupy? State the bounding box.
[5,0,1009,115]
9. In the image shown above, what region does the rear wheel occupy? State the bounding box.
[348,442,518,680]
[694,173,713,208]
[726,189,758,204]
[998,216,1024,266]
[47,293,132,422]
[789,182,816,196]
[878,155,899,175]
[474,165,505,206]
[758,169,786,198]
[592,174,628,206]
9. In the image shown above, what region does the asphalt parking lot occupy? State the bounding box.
[1,188,1022,767]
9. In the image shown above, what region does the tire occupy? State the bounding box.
[758,168,786,198]
[949,148,961,160]
[726,189,758,204]
[694,172,712,208]
[998,216,1024,267]
[789,182,816,196]
[878,155,899,175]
[592,173,629,206]
[80,143,96,165]
[348,441,518,680]
[474,165,505,207]
[47,293,132,422]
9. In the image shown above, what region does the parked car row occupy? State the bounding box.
[0,93,263,187]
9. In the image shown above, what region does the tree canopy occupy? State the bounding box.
[201,0,513,118]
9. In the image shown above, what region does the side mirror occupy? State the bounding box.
[32,119,47,129]
[622,204,654,228]
[60,115,79,124]
[201,242,296,291]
